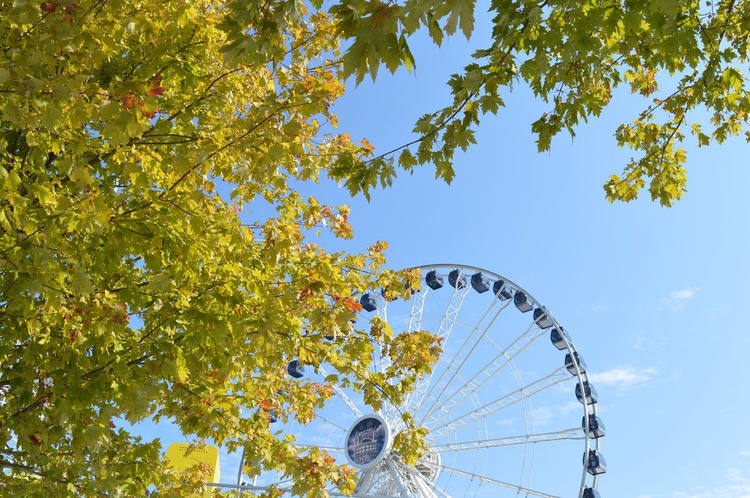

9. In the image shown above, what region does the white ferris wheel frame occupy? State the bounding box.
[207,264,604,498]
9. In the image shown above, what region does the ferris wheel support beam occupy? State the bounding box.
[401,462,442,498]
[420,320,545,426]
[385,457,412,497]
[430,428,585,452]
[236,265,603,498]
[415,297,511,426]
[408,283,471,417]
[406,281,428,334]
[211,482,407,498]
[427,367,570,439]
[411,468,453,498]
[437,464,561,498]
[355,467,377,495]
[319,366,363,418]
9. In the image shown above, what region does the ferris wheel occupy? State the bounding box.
[229,264,606,498]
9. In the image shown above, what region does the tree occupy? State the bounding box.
[331,0,750,206]
[1,0,747,496]
[0,1,437,496]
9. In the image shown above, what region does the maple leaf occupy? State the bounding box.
[343,297,363,312]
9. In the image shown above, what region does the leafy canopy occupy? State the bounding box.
[1,0,435,495]
[1,0,748,496]
[332,0,750,206]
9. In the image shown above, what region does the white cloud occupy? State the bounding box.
[589,303,613,313]
[587,365,659,389]
[662,288,698,312]
[530,401,581,426]
[728,468,747,482]
[667,468,750,498]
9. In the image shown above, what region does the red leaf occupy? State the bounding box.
[41,1,57,13]
[343,297,363,312]
[121,93,136,110]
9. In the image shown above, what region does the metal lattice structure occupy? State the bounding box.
[211,265,606,498]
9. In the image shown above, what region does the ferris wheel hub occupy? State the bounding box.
[239,265,605,498]
[345,413,392,469]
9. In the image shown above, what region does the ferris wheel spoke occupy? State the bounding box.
[406,283,471,416]
[413,298,512,424]
[236,265,603,498]
[403,464,451,498]
[430,428,585,453]
[418,477,452,498]
[288,443,346,455]
[318,366,362,418]
[419,319,544,427]
[360,463,401,497]
[330,493,403,498]
[400,284,428,419]
[437,464,561,498]
[320,418,349,436]
[301,411,351,435]
[354,466,377,494]
[248,482,403,498]
[407,282,429,333]
[426,367,571,440]
[405,364,472,432]
[385,456,412,495]
[373,305,396,420]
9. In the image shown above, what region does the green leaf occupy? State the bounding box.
[441,0,475,38]
[71,270,95,295]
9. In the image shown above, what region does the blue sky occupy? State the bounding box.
[147,7,750,498]
[293,12,750,498]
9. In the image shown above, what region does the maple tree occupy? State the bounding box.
[1,0,748,496]
[0,1,436,496]
[331,0,750,206]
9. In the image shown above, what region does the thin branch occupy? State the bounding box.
[365,16,533,164]
[161,103,289,195]
[7,395,48,421]
[2,12,52,54]
[0,458,71,485]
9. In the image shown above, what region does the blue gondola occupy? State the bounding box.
[565,352,587,375]
[471,272,490,293]
[492,280,512,300]
[584,449,607,475]
[309,328,335,341]
[268,409,278,424]
[533,307,553,328]
[550,327,571,350]
[514,291,533,312]
[449,269,466,289]
[360,293,377,312]
[575,381,598,404]
[287,360,304,379]
[583,487,601,498]
[426,270,444,290]
[583,414,606,439]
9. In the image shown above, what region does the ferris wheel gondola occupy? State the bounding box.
[220,264,605,498]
